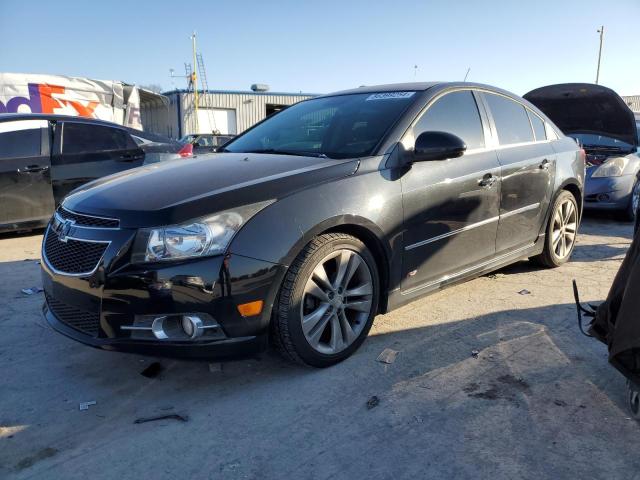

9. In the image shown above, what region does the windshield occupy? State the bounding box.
[569,133,634,150]
[224,92,417,159]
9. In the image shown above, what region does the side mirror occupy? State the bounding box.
[413,131,467,162]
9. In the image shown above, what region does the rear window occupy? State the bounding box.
[485,94,534,145]
[527,110,547,141]
[0,120,45,159]
[63,123,134,154]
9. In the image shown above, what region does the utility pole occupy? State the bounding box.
[191,32,199,132]
[463,67,471,82]
[595,25,604,84]
[414,65,418,78]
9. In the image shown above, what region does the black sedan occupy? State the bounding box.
[42,82,584,367]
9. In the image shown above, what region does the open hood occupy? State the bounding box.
[524,83,638,147]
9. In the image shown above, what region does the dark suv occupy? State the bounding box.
[42,82,584,367]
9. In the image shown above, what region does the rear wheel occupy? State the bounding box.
[272,233,379,367]
[532,190,578,268]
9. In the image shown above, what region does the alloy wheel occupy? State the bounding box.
[632,182,640,218]
[551,199,578,260]
[300,249,374,355]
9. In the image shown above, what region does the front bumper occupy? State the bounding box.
[41,223,286,359]
[584,171,636,210]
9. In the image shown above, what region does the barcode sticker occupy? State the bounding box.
[366,92,415,101]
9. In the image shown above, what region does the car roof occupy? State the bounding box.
[318,82,518,98]
[0,113,127,129]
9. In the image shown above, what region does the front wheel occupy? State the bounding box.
[623,179,640,223]
[271,233,379,367]
[628,380,640,420]
[532,190,579,268]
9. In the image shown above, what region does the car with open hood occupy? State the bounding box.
[525,83,640,220]
[41,82,584,367]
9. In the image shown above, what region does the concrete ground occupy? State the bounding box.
[1,216,638,480]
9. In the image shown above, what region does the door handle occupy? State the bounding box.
[540,159,551,170]
[479,174,497,188]
[119,153,144,162]
[17,165,49,174]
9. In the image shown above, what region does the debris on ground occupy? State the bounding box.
[366,396,380,409]
[140,362,163,378]
[471,350,480,358]
[134,413,189,424]
[554,399,568,407]
[376,348,399,364]
[518,289,531,295]
[208,362,223,373]
[79,401,97,411]
[21,287,43,295]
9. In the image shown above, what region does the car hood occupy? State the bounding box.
[63,153,359,228]
[524,83,638,147]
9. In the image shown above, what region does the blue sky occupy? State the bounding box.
[1,0,638,96]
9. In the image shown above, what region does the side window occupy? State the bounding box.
[62,123,134,154]
[0,120,45,159]
[414,91,485,149]
[527,110,546,141]
[485,94,534,145]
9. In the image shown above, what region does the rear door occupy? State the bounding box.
[0,119,55,227]
[481,92,556,253]
[51,121,145,201]
[401,90,501,292]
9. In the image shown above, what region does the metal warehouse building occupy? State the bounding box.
[141,89,316,139]
[623,95,640,113]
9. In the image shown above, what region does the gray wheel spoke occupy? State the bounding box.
[304,279,330,303]
[332,250,354,289]
[312,263,333,292]
[302,303,330,336]
[344,298,372,313]
[552,229,562,249]
[341,254,362,289]
[329,314,345,351]
[338,310,357,344]
[345,282,373,297]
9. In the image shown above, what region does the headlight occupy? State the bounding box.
[136,201,273,262]
[592,157,629,178]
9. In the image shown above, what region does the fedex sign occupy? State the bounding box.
[0,83,99,117]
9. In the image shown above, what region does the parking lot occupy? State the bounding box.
[0,214,638,479]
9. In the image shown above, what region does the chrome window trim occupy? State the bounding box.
[500,203,541,219]
[403,243,535,296]
[405,216,500,251]
[404,203,541,252]
[42,226,111,277]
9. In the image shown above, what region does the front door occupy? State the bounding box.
[401,90,501,293]
[51,121,145,202]
[0,119,55,228]
[481,93,555,253]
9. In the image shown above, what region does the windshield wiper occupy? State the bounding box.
[239,149,329,158]
[582,144,628,151]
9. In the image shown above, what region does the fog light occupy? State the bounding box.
[597,193,611,202]
[181,315,204,339]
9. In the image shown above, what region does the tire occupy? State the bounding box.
[271,233,379,367]
[532,190,579,268]
[623,179,640,223]
[628,380,640,421]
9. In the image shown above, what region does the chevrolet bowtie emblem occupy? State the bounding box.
[56,218,75,243]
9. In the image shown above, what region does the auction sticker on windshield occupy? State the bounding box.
[366,92,415,101]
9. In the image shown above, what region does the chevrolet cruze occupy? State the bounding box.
[42,82,584,367]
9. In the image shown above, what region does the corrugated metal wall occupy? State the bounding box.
[180,91,314,136]
[623,95,640,113]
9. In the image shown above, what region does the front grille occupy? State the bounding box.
[57,207,119,228]
[46,293,100,337]
[44,229,108,275]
